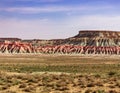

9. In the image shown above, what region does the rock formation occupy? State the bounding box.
[65,30,120,46]
[0,30,120,54]
[0,41,35,53]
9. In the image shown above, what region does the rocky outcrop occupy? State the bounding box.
[0,41,35,53]
[65,30,120,46]
[0,30,120,54]
[36,45,120,54]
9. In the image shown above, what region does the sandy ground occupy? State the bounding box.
[0,71,119,93]
[0,54,119,93]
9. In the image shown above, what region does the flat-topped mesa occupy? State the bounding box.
[67,30,120,46]
[0,38,21,42]
[74,30,120,38]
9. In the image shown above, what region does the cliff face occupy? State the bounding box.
[0,30,120,54]
[65,30,120,46]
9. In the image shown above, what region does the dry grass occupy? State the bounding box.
[0,54,119,93]
[0,71,119,93]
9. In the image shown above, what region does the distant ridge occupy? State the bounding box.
[73,30,120,38]
[0,30,120,54]
[0,38,21,41]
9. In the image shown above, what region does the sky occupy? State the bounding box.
[0,0,120,39]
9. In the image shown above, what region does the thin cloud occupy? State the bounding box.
[0,5,112,14]
[37,0,62,2]
[1,15,120,39]
[1,0,62,2]
[68,15,120,31]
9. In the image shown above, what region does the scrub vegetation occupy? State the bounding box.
[0,54,119,93]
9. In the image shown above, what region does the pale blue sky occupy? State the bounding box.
[0,0,120,39]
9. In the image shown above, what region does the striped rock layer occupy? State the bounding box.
[66,30,120,46]
[0,30,120,54]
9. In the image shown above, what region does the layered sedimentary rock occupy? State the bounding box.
[36,45,120,54]
[65,30,120,46]
[0,30,120,54]
[0,41,35,53]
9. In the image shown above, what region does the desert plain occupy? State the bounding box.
[0,54,119,93]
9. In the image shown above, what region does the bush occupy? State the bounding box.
[108,71,116,76]
[97,90,106,93]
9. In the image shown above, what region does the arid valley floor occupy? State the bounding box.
[0,54,119,93]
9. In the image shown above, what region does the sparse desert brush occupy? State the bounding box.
[54,85,69,91]
[37,81,43,86]
[27,77,38,83]
[19,83,27,88]
[97,90,106,93]
[23,87,32,92]
[108,90,118,93]
[87,83,95,87]
[1,85,8,90]
[0,79,5,85]
[19,74,31,80]
[94,73,101,78]
[56,81,67,87]
[108,71,117,76]
[0,55,119,92]
[4,90,16,93]
[15,75,24,79]
[84,89,93,93]
[115,82,120,87]
[12,79,20,86]
[95,82,103,87]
